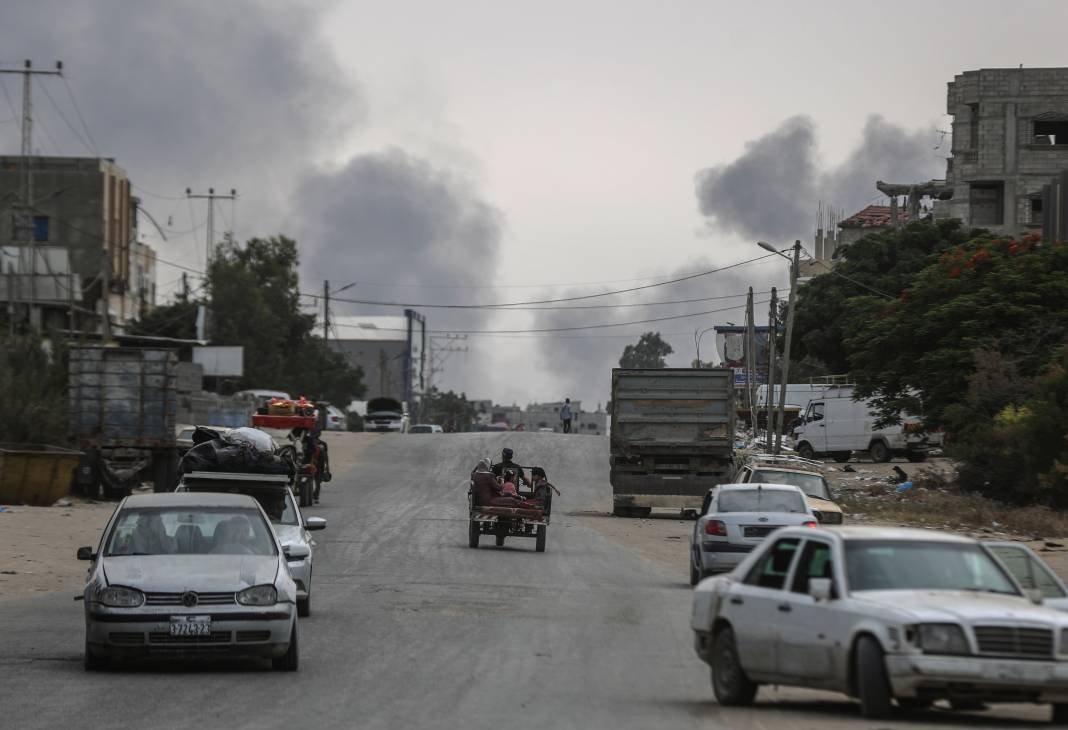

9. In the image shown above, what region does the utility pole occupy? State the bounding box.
[765,287,778,453]
[744,288,756,433]
[181,272,189,301]
[773,241,802,455]
[0,60,63,332]
[185,188,236,266]
[323,280,329,340]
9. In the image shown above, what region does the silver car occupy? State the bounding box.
[175,471,326,617]
[692,526,1068,721]
[79,492,301,671]
[690,483,817,585]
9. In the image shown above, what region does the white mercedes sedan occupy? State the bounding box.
[692,526,1068,722]
[79,492,301,671]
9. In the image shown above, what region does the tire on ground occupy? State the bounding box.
[711,626,758,706]
[854,635,893,719]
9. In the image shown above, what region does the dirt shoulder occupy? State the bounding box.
[0,431,377,601]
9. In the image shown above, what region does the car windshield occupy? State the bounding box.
[845,540,1019,594]
[751,470,830,499]
[104,507,277,557]
[717,489,806,514]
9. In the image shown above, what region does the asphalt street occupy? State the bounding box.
[0,433,1057,729]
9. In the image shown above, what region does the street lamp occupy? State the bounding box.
[758,240,801,454]
[694,325,717,366]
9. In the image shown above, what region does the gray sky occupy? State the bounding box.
[3,0,1067,408]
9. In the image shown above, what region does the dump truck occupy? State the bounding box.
[609,368,736,517]
[69,346,179,498]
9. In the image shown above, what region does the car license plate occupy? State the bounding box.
[170,615,211,636]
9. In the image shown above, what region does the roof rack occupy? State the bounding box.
[741,453,826,472]
[183,471,290,483]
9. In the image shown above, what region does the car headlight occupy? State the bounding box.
[98,586,145,608]
[237,585,278,606]
[917,623,970,655]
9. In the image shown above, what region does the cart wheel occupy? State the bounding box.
[535,525,547,552]
[313,474,322,504]
[299,477,312,507]
[495,534,506,547]
[468,520,480,548]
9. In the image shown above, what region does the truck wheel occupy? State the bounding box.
[468,520,480,548]
[832,452,852,463]
[906,452,928,463]
[854,636,893,719]
[1051,704,1068,724]
[152,450,177,493]
[495,534,506,547]
[711,627,757,706]
[869,441,891,463]
[796,442,815,460]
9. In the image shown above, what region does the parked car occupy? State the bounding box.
[175,471,326,617]
[323,405,347,431]
[690,483,817,585]
[691,526,1068,721]
[987,542,1068,612]
[728,455,843,524]
[78,492,300,671]
[408,424,443,434]
[364,397,409,433]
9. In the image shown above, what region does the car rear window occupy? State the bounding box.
[717,489,806,514]
[751,470,831,500]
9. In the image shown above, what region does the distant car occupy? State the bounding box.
[175,425,233,456]
[323,405,347,431]
[690,483,816,585]
[408,424,443,434]
[365,397,409,433]
[692,526,1068,721]
[234,389,292,410]
[729,457,844,524]
[175,471,326,617]
[79,492,300,671]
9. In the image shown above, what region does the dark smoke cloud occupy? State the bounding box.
[0,1,362,235]
[291,148,503,316]
[695,114,943,242]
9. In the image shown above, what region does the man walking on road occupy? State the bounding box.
[560,398,573,434]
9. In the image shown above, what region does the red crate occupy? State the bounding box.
[251,414,317,430]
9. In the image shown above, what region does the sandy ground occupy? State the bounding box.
[0,431,376,601]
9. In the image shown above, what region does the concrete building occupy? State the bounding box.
[0,156,156,332]
[329,312,426,416]
[837,205,908,248]
[938,67,1068,233]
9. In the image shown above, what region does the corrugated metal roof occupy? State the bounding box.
[838,205,909,229]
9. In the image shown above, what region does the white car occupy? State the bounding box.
[692,526,1068,721]
[690,483,817,585]
[323,405,347,431]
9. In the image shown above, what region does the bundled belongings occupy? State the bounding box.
[178,426,295,478]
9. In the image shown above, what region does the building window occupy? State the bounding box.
[32,216,49,242]
[968,104,979,150]
[969,182,1004,226]
[1032,197,1044,225]
[1034,119,1068,146]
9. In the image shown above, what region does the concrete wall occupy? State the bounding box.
[945,68,1068,234]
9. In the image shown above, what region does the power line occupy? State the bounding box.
[38,78,94,154]
[308,254,779,309]
[331,299,763,335]
[60,76,99,156]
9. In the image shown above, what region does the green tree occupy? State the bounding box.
[620,331,673,368]
[130,299,199,340]
[422,388,478,432]
[844,232,1068,431]
[206,236,366,405]
[0,333,68,443]
[790,220,971,372]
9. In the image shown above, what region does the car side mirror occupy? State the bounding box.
[304,517,327,531]
[284,544,310,560]
[76,546,95,561]
[1026,588,1044,605]
[808,577,833,601]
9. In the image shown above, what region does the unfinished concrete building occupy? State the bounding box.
[938,67,1068,233]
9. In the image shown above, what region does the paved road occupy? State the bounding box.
[0,434,1056,729]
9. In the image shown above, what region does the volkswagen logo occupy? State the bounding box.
[181,591,199,608]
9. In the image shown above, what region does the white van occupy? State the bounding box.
[791,392,933,463]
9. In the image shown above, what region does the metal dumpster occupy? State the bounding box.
[0,443,83,506]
